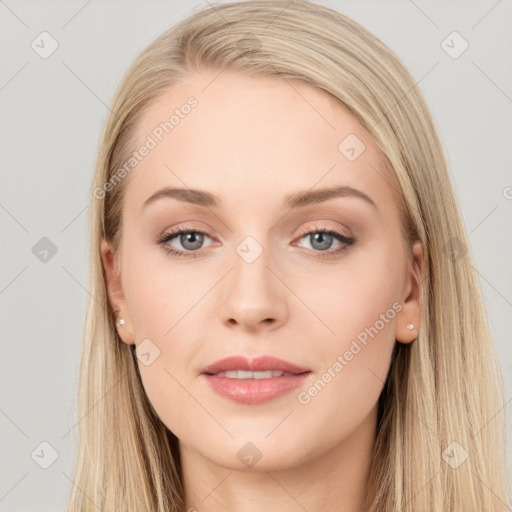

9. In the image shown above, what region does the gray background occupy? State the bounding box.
[1,0,511,510]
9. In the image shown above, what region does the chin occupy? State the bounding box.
[183,430,316,472]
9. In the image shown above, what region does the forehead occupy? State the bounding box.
[123,70,397,217]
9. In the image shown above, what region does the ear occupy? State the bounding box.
[395,240,423,344]
[100,237,135,346]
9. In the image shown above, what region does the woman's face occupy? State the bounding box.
[102,70,421,471]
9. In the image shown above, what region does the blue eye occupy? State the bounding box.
[156,225,355,259]
[156,227,213,258]
[294,226,355,259]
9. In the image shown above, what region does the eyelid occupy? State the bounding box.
[295,222,353,240]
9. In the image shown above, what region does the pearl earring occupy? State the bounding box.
[119,319,126,326]
[406,323,414,330]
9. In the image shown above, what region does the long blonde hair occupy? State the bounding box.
[68,1,511,510]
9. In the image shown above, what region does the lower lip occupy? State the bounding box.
[202,372,312,404]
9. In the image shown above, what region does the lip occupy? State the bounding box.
[201,355,311,375]
[201,356,312,405]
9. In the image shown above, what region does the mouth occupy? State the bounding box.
[210,369,298,379]
[201,355,312,404]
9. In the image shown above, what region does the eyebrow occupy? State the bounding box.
[142,185,378,211]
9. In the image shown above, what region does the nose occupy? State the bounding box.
[219,245,288,332]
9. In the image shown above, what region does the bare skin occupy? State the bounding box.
[101,70,423,512]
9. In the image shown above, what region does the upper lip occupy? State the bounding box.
[201,356,311,375]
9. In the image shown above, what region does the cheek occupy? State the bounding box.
[121,249,218,431]
[291,244,402,405]
[293,242,403,347]
[137,355,197,436]
[122,242,202,336]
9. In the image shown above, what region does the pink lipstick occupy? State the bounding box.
[201,355,312,405]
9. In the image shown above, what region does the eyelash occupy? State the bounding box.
[156,224,355,260]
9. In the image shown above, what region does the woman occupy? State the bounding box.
[68,1,511,510]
